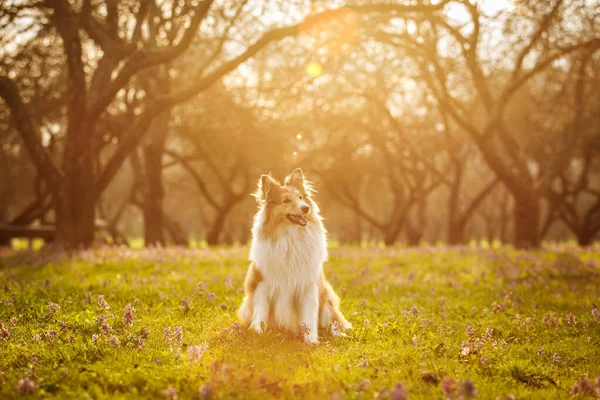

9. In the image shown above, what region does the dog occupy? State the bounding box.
[237,168,351,343]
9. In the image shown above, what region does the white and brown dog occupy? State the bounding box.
[238,168,351,343]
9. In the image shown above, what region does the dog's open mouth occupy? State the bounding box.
[286,214,307,226]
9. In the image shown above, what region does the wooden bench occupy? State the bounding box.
[0,224,56,247]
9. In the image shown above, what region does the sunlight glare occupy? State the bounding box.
[306,62,323,78]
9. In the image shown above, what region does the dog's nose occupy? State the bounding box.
[301,205,310,214]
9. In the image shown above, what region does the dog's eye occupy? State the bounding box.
[283,199,291,203]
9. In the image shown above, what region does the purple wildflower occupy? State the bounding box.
[390,383,408,400]
[58,321,71,332]
[442,376,457,399]
[0,323,9,341]
[110,336,120,348]
[10,317,17,327]
[173,326,183,345]
[140,327,150,339]
[299,323,311,343]
[569,378,595,396]
[492,301,506,313]
[225,275,234,290]
[357,378,370,391]
[180,297,191,314]
[123,304,135,327]
[460,341,472,356]
[48,301,60,313]
[331,321,343,337]
[101,321,113,335]
[161,386,178,399]
[137,338,145,352]
[16,378,36,394]
[459,379,477,399]
[45,330,57,343]
[98,295,110,310]
[197,282,207,291]
[188,343,208,363]
[199,383,214,398]
[257,375,268,388]
[207,292,217,302]
[592,304,599,321]
[466,325,475,338]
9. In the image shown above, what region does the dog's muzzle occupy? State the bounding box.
[286,214,307,226]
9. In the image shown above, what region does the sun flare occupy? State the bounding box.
[306,62,323,78]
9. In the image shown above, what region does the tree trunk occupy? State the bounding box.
[142,142,166,246]
[406,225,422,246]
[54,184,95,248]
[577,232,594,246]
[141,92,169,246]
[55,122,96,248]
[383,228,398,246]
[163,214,188,246]
[448,220,466,245]
[206,205,230,246]
[447,161,462,245]
[513,194,540,248]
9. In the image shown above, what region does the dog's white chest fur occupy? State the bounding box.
[249,208,327,288]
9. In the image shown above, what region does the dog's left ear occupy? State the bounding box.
[285,168,305,189]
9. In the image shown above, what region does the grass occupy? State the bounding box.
[1,244,599,399]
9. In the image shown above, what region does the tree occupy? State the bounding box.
[0,0,451,247]
[369,0,600,247]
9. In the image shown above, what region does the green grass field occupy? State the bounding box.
[1,245,599,399]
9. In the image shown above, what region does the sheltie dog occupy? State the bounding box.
[237,168,351,343]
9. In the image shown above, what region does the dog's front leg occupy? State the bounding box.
[274,290,296,331]
[299,284,319,344]
[249,281,269,334]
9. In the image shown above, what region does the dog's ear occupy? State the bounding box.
[285,168,305,189]
[252,174,279,204]
[285,168,315,195]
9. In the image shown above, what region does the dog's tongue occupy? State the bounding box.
[287,214,307,226]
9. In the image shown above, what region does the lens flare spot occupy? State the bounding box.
[296,134,303,140]
[306,62,323,77]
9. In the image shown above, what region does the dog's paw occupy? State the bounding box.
[249,320,265,334]
[330,321,349,337]
[303,334,319,344]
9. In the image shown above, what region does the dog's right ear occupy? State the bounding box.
[252,174,279,204]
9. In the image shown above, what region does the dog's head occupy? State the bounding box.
[253,168,318,228]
